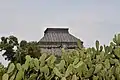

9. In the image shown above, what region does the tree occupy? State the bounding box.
[0,36,18,61]
[0,36,41,64]
[26,41,41,58]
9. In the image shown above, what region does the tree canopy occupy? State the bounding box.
[0,35,41,64]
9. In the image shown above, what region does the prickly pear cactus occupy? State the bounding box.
[2,33,120,80]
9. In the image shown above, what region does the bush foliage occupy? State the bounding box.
[1,34,120,80]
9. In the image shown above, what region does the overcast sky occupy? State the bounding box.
[0,0,120,66]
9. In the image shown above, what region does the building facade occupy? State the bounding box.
[39,28,83,55]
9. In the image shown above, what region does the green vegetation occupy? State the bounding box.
[0,36,40,64]
[1,34,120,80]
[0,63,6,80]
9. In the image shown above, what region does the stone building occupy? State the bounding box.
[39,28,83,55]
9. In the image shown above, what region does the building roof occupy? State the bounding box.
[39,28,80,43]
[44,28,69,33]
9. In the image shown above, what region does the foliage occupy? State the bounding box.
[0,63,6,80]
[0,36,18,61]
[2,33,120,80]
[0,36,41,64]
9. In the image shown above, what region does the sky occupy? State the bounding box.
[0,0,120,66]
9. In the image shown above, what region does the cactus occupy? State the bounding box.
[34,58,39,70]
[2,73,9,80]
[77,39,82,49]
[2,33,120,80]
[104,59,110,69]
[53,67,63,78]
[113,34,120,45]
[94,64,103,74]
[111,75,115,80]
[61,77,66,80]
[16,63,22,71]
[46,55,56,68]
[22,60,29,71]
[74,61,84,68]
[29,73,37,80]
[114,48,120,59]
[72,75,77,80]
[39,53,47,67]
[65,64,73,77]
[9,71,16,80]
[7,63,15,74]
[96,40,99,51]
[100,46,103,52]
[93,75,99,80]
[15,69,24,80]
[73,58,79,65]
[85,67,94,78]
[56,60,65,70]
[40,65,49,76]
